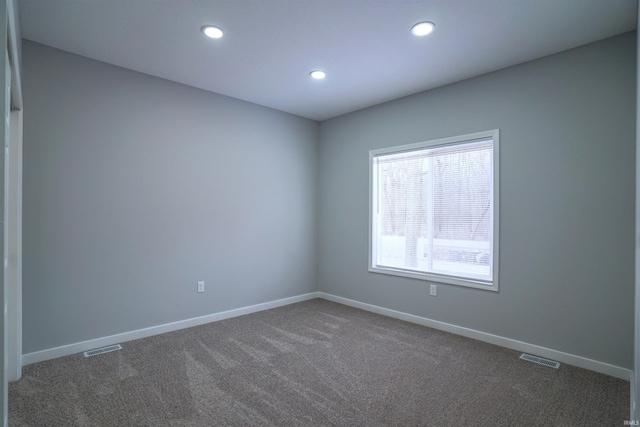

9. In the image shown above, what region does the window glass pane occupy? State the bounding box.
[432,142,492,280]
[371,133,496,289]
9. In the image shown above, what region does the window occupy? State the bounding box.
[369,130,499,291]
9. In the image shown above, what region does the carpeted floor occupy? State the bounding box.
[9,299,630,426]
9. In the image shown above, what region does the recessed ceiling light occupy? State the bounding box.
[202,26,224,39]
[310,70,326,80]
[411,21,435,36]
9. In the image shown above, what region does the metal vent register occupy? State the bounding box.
[519,353,561,369]
[83,344,122,358]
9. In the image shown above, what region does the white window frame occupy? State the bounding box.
[369,129,499,292]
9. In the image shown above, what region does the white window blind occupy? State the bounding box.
[370,130,499,291]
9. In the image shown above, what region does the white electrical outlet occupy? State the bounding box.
[197,281,205,293]
[429,284,437,296]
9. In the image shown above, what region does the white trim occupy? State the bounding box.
[632,377,636,422]
[22,292,319,365]
[7,0,21,110]
[318,292,631,381]
[6,109,20,381]
[22,291,631,382]
[634,7,640,423]
[369,129,499,292]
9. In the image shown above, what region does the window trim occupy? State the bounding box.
[368,129,500,292]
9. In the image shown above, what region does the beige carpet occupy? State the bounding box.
[9,299,629,426]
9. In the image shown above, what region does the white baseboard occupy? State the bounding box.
[22,292,320,366]
[22,290,632,382]
[318,292,632,381]
[631,375,636,421]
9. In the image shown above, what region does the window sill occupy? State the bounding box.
[368,265,498,292]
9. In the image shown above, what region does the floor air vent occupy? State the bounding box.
[519,353,560,369]
[83,344,122,358]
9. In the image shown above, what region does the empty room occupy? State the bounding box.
[2,0,639,425]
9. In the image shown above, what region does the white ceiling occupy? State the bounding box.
[18,0,637,121]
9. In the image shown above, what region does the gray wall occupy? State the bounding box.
[22,32,637,369]
[318,33,636,369]
[22,41,318,354]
